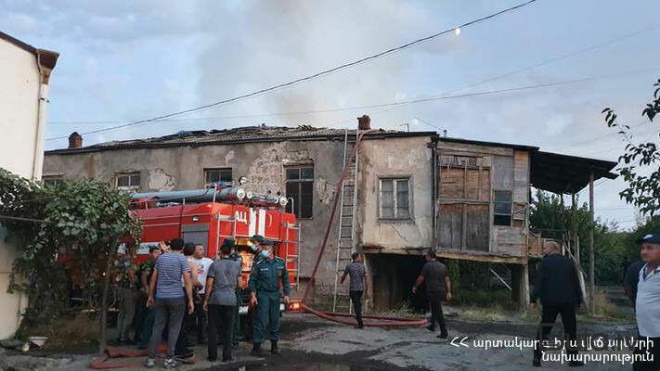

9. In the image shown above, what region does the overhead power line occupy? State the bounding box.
[46,65,660,142]
[48,21,660,129]
[552,119,652,151]
[45,0,540,141]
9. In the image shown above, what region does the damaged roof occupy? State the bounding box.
[46,124,437,154]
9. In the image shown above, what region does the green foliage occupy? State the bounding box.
[623,217,660,262]
[602,79,660,217]
[446,259,460,290]
[530,190,627,285]
[455,288,513,308]
[0,168,141,331]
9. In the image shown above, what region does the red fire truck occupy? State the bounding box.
[128,181,301,318]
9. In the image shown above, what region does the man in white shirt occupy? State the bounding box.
[193,244,214,345]
[634,233,660,371]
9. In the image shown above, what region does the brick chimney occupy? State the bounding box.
[68,132,82,149]
[357,115,371,130]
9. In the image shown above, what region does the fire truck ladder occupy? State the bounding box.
[284,221,302,290]
[332,129,360,313]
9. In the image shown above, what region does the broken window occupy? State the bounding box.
[42,175,64,187]
[494,190,512,226]
[116,172,141,192]
[205,168,232,185]
[285,166,314,219]
[379,178,411,219]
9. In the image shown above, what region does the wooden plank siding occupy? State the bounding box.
[436,145,531,260]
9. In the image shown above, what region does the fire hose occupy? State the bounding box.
[300,129,427,327]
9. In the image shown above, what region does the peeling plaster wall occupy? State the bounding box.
[44,139,347,300]
[359,136,434,253]
[148,168,176,191]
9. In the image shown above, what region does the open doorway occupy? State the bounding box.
[366,253,427,313]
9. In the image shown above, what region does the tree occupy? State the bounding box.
[530,190,627,285]
[0,168,141,352]
[602,79,660,216]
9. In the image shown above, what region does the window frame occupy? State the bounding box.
[284,165,314,219]
[493,190,513,226]
[115,172,141,192]
[204,167,233,185]
[42,175,64,187]
[378,177,413,221]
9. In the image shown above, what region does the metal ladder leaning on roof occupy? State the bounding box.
[332,128,360,313]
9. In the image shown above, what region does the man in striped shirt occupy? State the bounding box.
[145,238,194,369]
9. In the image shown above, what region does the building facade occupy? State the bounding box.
[44,118,616,311]
[0,31,58,339]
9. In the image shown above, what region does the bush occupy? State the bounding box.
[21,313,100,350]
[455,288,515,309]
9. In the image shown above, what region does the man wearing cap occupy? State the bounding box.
[249,240,290,356]
[633,233,660,371]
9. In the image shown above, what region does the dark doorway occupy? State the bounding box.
[367,254,427,313]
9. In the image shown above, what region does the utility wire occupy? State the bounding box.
[551,120,650,151]
[45,0,540,141]
[45,66,660,142]
[414,117,448,133]
[576,130,658,158]
[47,21,660,129]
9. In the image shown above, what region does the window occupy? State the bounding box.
[116,172,141,192]
[205,168,232,184]
[379,178,411,219]
[494,191,512,226]
[42,175,63,187]
[285,166,314,219]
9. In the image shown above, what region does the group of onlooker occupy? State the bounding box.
[527,233,660,370]
[113,234,289,369]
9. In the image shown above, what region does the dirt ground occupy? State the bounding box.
[0,312,642,371]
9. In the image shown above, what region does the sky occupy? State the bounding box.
[2,0,659,230]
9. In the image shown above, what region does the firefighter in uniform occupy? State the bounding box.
[249,234,266,262]
[249,240,290,356]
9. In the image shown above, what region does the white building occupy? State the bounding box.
[0,31,58,339]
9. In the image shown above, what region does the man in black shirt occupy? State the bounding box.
[412,250,451,339]
[530,241,584,367]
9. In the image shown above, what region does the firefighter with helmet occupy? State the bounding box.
[249,240,290,356]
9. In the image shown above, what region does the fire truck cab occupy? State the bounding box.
[129,182,301,320]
